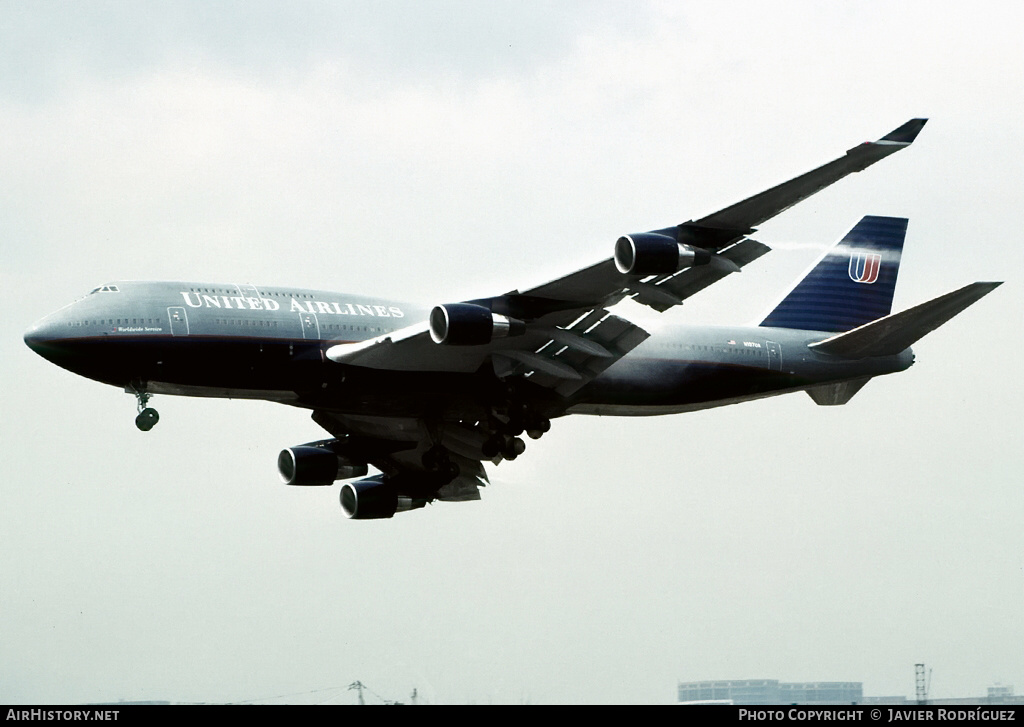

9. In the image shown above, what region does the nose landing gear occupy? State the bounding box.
[136,407,159,431]
[131,386,159,431]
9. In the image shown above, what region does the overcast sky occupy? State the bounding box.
[2,1,1022,705]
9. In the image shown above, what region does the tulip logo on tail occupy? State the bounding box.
[848,252,881,284]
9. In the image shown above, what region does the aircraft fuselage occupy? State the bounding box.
[24,280,913,421]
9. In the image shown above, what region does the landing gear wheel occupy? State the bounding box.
[135,407,159,431]
[502,436,526,460]
[524,418,551,440]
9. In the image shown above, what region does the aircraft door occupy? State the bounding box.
[766,340,782,372]
[167,307,190,336]
[236,283,261,300]
[299,312,320,340]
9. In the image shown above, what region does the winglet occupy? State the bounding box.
[879,118,928,145]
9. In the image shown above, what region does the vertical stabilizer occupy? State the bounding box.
[760,216,907,332]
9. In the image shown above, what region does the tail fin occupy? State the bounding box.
[760,215,907,332]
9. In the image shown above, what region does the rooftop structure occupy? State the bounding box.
[677,680,862,705]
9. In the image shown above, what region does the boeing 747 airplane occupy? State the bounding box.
[24,118,1000,519]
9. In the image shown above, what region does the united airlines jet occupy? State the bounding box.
[24,119,1000,519]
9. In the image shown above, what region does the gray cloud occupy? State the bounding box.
[0,0,653,101]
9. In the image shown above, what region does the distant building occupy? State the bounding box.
[678,680,1024,706]
[677,680,862,705]
[863,683,1024,706]
[989,685,1015,700]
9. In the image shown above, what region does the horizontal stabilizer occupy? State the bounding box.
[809,282,1002,358]
[806,376,872,405]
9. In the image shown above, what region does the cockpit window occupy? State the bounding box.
[89,284,120,294]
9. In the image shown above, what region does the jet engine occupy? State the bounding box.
[278,445,368,486]
[429,303,525,345]
[614,232,711,275]
[339,475,427,519]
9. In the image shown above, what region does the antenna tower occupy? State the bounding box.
[915,664,928,705]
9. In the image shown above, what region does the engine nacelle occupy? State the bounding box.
[339,475,427,519]
[278,446,368,486]
[429,303,526,345]
[614,232,711,275]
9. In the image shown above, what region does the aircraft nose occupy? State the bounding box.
[24,317,66,362]
[24,322,46,354]
[25,310,122,383]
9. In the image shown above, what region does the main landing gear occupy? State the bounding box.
[131,387,159,432]
[480,407,552,461]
